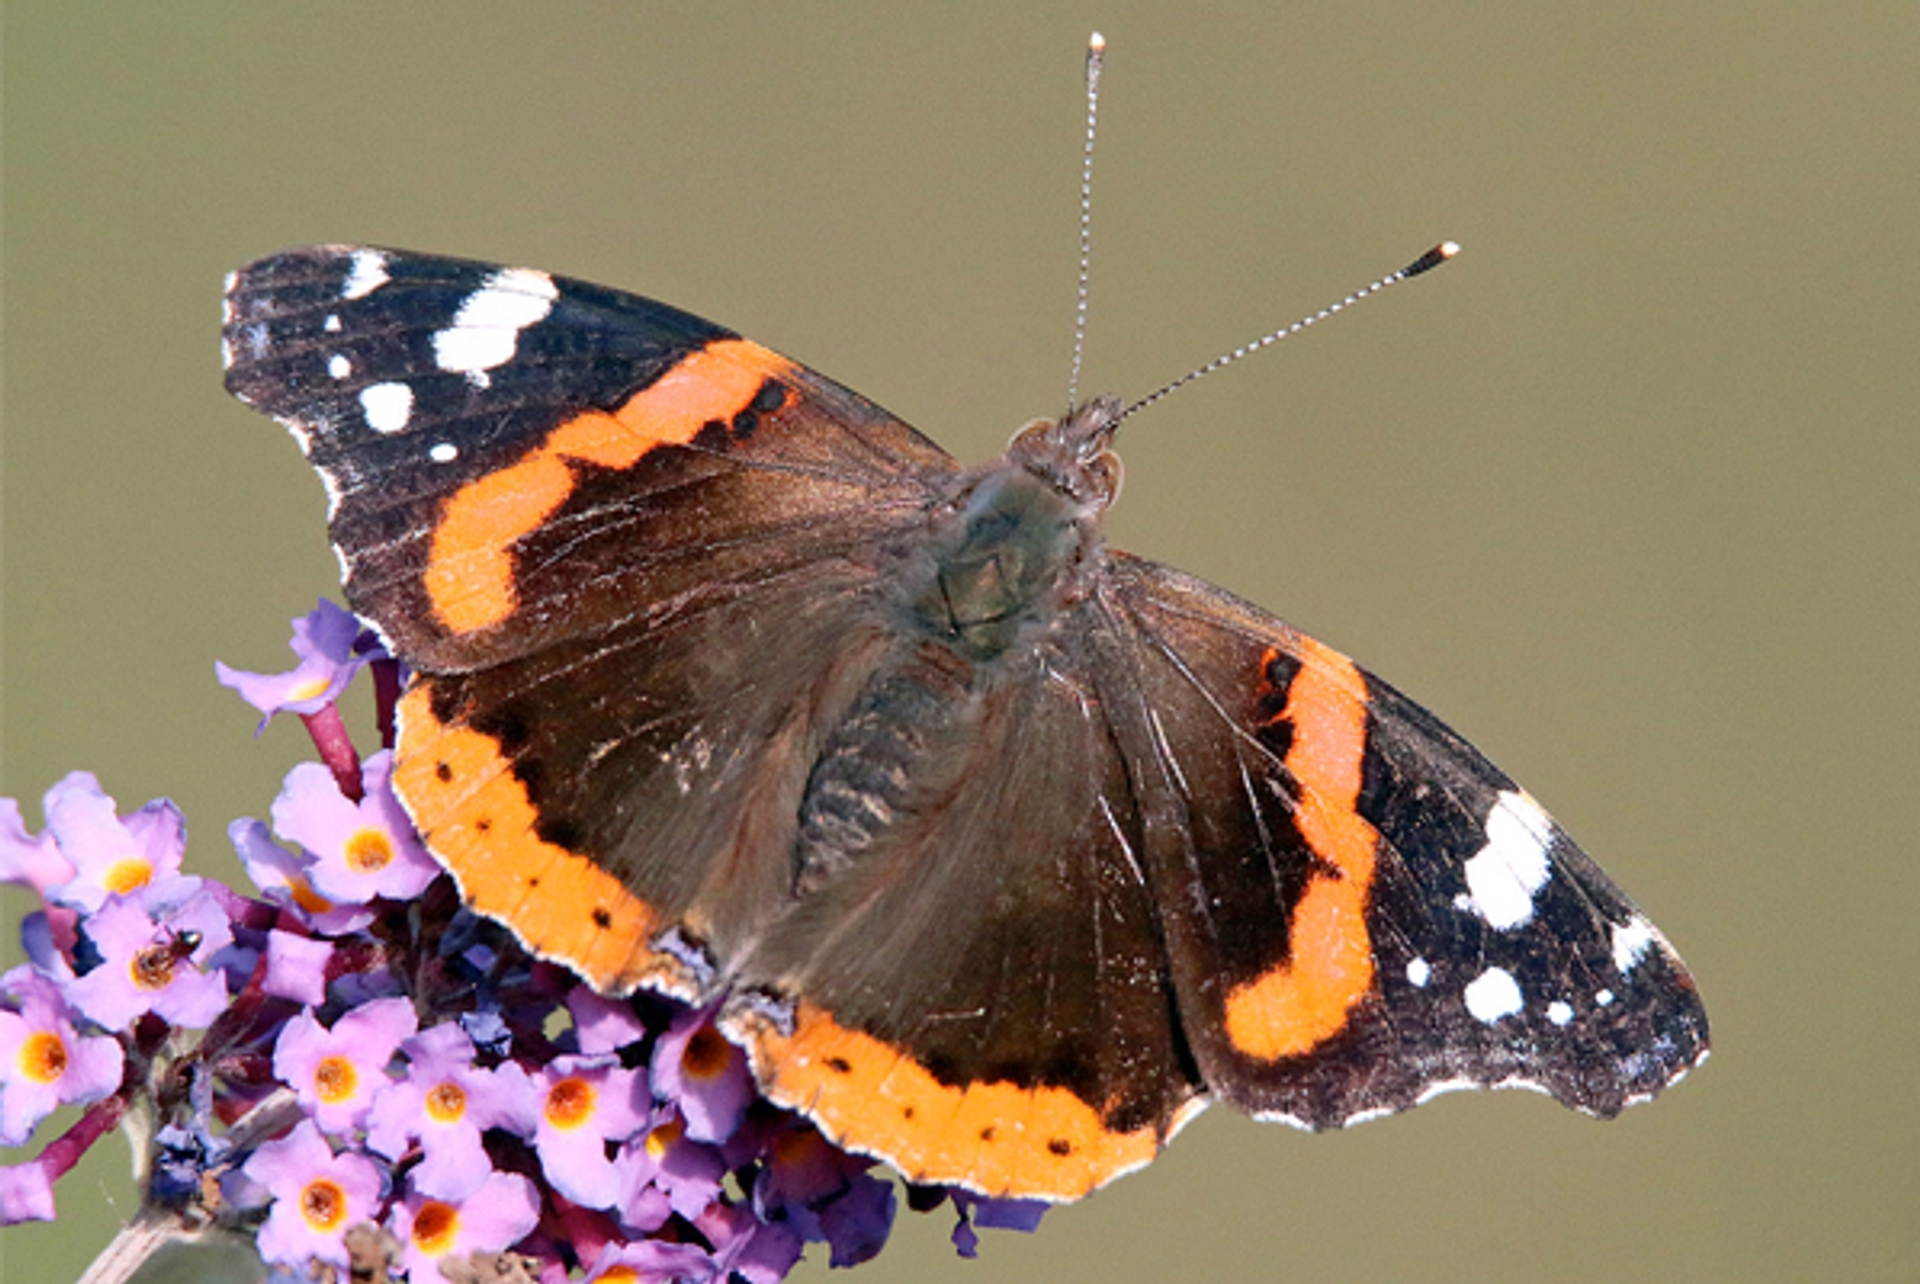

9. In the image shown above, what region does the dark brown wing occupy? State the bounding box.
[1091,552,1708,1128]
[223,246,957,671]
[718,638,1204,1200]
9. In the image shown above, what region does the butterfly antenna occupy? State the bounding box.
[1116,240,1461,425]
[1065,31,1107,416]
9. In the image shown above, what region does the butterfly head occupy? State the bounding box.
[1005,394,1125,515]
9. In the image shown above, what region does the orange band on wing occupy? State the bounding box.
[392,684,662,993]
[732,1001,1163,1201]
[423,339,795,635]
[1224,640,1378,1060]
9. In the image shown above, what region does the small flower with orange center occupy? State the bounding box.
[0,967,123,1146]
[216,598,370,730]
[614,1109,728,1227]
[29,772,186,915]
[229,816,375,936]
[272,996,418,1135]
[389,1170,540,1284]
[241,1119,385,1271]
[270,750,438,904]
[528,1054,649,1210]
[651,1005,754,1143]
[367,1022,536,1200]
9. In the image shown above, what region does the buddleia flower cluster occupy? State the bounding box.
[1,601,1042,1282]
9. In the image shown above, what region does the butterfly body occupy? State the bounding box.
[224,246,1706,1200]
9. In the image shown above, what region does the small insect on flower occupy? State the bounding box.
[64,889,234,1030]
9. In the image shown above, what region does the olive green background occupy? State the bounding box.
[4,4,1914,1282]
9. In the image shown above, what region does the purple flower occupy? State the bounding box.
[0,797,75,895]
[527,1055,649,1210]
[617,1112,727,1222]
[650,1006,753,1144]
[65,888,234,1030]
[698,1202,804,1284]
[584,1239,719,1284]
[216,599,369,730]
[366,1022,535,1200]
[229,817,375,935]
[0,968,124,1145]
[0,1158,56,1224]
[949,1190,1048,1258]
[273,997,418,1135]
[34,773,186,914]
[269,751,438,904]
[567,985,647,1055]
[815,1172,896,1268]
[261,928,333,1006]
[242,1119,387,1271]
[390,1170,540,1284]
[752,1124,895,1266]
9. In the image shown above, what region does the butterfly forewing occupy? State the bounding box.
[223,246,958,671]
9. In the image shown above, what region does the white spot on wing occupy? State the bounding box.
[327,353,351,380]
[359,381,414,434]
[428,441,458,463]
[1595,988,1615,1007]
[1406,957,1431,988]
[324,314,342,333]
[1460,789,1554,930]
[1611,916,1657,973]
[432,267,558,375]
[1463,966,1524,1024]
[1546,1000,1574,1027]
[341,249,390,300]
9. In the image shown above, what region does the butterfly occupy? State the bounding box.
[222,242,1706,1200]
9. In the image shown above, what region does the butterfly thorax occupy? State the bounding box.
[905,398,1122,664]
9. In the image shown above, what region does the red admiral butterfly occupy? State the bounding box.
[222,60,1705,1201]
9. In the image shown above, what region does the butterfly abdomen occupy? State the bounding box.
[792,645,982,895]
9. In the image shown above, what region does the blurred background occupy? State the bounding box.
[4,4,1914,1281]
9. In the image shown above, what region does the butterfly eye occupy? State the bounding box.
[1083,450,1122,507]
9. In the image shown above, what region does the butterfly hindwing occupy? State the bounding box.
[1098,554,1708,1126]
[718,635,1204,1198]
